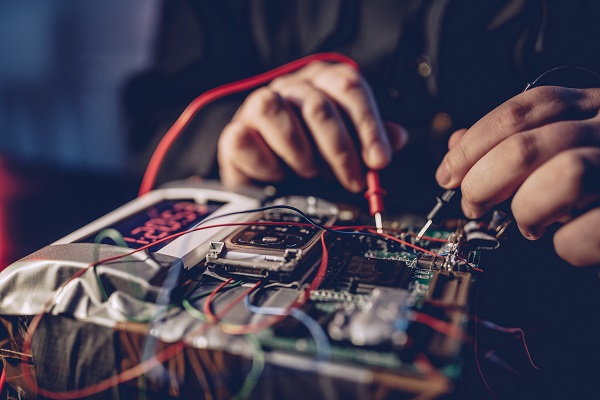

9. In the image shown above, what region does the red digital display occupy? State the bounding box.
[80,199,224,250]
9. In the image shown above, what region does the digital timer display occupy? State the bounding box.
[79,199,225,251]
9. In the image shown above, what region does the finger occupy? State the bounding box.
[385,121,410,152]
[269,61,329,88]
[275,82,364,192]
[553,207,600,267]
[237,87,318,178]
[436,86,600,188]
[219,161,252,188]
[460,119,600,218]
[218,120,285,187]
[448,129,468,150]
[511,147,600,240]
[309,63,392,170]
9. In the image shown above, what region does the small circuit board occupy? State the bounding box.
[183,200,508,398]
[249,225,479,382]
[0,191,510,399]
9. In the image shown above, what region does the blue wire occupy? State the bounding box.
[243,295,332,360]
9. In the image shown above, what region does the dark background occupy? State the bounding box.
[1,1,599,399]
[0,1,160,266]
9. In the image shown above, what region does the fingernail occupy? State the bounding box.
[436,160,452,186]
[461,201,476,219]
[518,225,534,240]
[348,177,365,193]
[368,143,390,167]
[389,123,410,151]
[299,166,319,179]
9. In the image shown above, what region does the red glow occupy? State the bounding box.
[0,157,28,270]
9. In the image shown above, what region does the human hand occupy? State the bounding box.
[436,86,600,267]
[217,61,408,193]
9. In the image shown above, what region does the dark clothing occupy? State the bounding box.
[125,0,600,207]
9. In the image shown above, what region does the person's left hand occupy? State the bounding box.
[435,86,600,267]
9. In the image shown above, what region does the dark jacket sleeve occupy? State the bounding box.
[123,0,600,203]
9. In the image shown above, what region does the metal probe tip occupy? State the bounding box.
[374,212,383,234]
[416,220,432,241]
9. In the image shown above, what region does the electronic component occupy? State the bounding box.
[426,270,471,308]
[54,180,265,269]
[488,209,512,238]
[206,196,338,282]
[0,187,496,399]
[464,221,500,249]
[328,288,411,347]
[462,210,512,250]
[327,255,411,293]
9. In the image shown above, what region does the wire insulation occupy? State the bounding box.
[139,52,359,196]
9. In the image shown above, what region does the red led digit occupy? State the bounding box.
[123,237,150,245]
[130,225,169,242]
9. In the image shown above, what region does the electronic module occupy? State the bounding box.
[0,181,510,399]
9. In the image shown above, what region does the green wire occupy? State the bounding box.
[92,228,143,301]
[188,280,243,302]
[138,374,148,400]
[182,297,207,322]
[232,334,265,400]
[181,280,264,399]
[92,228,171,323]
[181,280,243,322]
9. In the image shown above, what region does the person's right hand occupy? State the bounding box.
[217,61,408,192]
[435,86,600,267]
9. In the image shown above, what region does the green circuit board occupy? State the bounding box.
[253,227,479,381]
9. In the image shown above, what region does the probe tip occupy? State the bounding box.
[374,212,383,234]
[416,220,432,241]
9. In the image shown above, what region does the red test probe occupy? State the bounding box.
[365,170,386,233]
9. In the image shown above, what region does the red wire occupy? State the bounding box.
[308,230,330,292]
[334,225,450,244]
[368,228,484,273]
[208,230,331,336]
[17,221,316,399]
[203,278,233,323]
[203,279,261,324]
[18,219,338,397]
[21,329,186,400]
[474,318,499,399]
[475,317,539,370]
[410,311,469,342]
[474,290,499,399]
[16,218,466,397]
[0,367,5,394]
[457,255,484,273]
[139,52,359,196]
[367,229,440,257]
[483,327,541,371]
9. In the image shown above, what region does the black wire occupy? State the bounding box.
[524,65,600,91]
[195,204,385,242]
